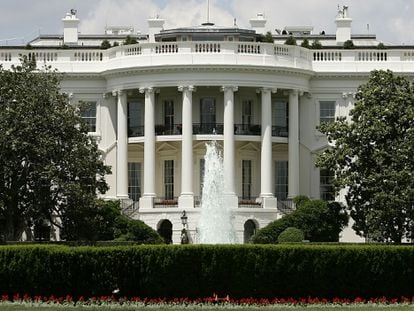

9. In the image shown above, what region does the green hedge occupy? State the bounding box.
[0,244,413,299]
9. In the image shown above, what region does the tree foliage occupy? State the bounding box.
[311,40,322,49]
[252,196,348,243]
[317,70,414,243]
[277,227,304,243]
[300,38,310,49]
[123,35,137,45]
[0,57,110,241]
[284,35,297,46]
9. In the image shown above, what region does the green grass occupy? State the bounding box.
[2,305,414,311]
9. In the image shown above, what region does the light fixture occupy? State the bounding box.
[181,210,188,227]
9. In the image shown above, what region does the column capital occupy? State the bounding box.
[112,89,124,97]
[289,89,299,96]
[102,93,108,99]
[139,87,159,94]
[221,86,238,93]
[256,87,277,94]
[178,85,196,92]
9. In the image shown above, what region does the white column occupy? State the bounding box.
[113,90,128,199]
[222,86,238,208]
[178,86,195,208]
[222,86,237,195]
[288,90,300,198]
[260,88,273,197]
[139,87,156,208]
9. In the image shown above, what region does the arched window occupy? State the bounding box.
[244,219,257,243]
[157,220,173,244]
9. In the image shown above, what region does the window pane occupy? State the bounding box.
[320,101,336,124]
[320,168,335,201]
[273,101,288,127]
[128,162,141,201]
[275,161,288,200]
[242,160,252,199]
[128,101,144,136]
[164,160,174,199]
[80,102,96,132]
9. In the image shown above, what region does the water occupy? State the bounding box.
[198,141,237,244]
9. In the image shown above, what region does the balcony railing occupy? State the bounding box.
[154,197,178,208]
[272,126,288,137]
[238,197,262,208]
[155,124,182,135]
[193,123,223,135]
[277,199,295,215]
[128,126,144,137]
[234,124,261,135]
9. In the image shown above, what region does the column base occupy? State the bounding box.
[260,196,277,209]
[139,196,155,209]
[178,194,194,209]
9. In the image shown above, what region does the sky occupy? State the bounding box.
[1,0,413,45]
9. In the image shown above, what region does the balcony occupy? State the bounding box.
[234,124,261,135]
[272,126,288,137]
[154,197,178,208]
[238,197,262,208]
[155,124,182,135]
[193,123,223,135]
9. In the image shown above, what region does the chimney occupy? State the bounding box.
[249,13,267,35]
[335,5,352,44]
[62,9,80,45]
[147,17,165,43]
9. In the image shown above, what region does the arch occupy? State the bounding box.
[244,219,258,243]
[157,219,173,244]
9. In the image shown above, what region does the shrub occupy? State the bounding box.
[100,40,111,49]
[343,39,354,49]
[284,35,297,46]
[377,42,386,49]
[311,40,322,49]
[123,35,137,45]
[252,196,348,243]
[277,227,304,243]
[0,244,414,299]
[300,38,310,49]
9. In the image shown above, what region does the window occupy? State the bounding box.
[164,160,174,200]
[320,168,335,201]
[200,98,216,133]
[128,101,144,137]
[320,101,336,124]
[242,160,252,199]
[128,162,141,202]
[242,100,252,128]
[275,161,288,200]
[164,100,174,134]
[272,101,288,137]
[79,102,96,132]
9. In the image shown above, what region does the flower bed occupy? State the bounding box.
[1,294,414,307]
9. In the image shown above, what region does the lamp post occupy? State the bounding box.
[180,210,189,244]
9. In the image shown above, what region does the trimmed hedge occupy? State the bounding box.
[0,244,413,299]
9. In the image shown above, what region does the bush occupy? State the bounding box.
[278,227,304,243]
[100,40,111,49]
[343,39,354,49]
[252,196,348,243]
[284,35,297,46]
[0,244,414,299]
[311,40,322,49]
[300,38,310,49]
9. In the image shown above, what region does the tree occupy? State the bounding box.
[284,35,297,46]
[123,35,137,45]
[343,39,354,49]
[252,196,348,243]
[300,38,310,49]
[0,57,110,241]
[100,39,111,49]
[311,40,322,49]
[277,227,304,243]
[262,31,274,43]
[317,70,414,243]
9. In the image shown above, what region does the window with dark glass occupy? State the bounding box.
[200,98,216,133]
[242,160,252,199]
[164,100,174,134]
[79,102,96,132]
[164,160,174,200]
[275,161,288,200]
[272,101,288,137]
[320,101,336,124]
[128,101,144,137]
[320,168,335,201]
[241,100,252,134]
[128,162,141,202]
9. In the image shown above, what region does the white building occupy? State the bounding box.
[1,7,413,243]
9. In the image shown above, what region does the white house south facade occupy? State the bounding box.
[1,7,413,243]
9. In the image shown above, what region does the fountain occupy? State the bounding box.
[198,141,237,244]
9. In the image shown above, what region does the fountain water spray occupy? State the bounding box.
[198,141,237,244]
